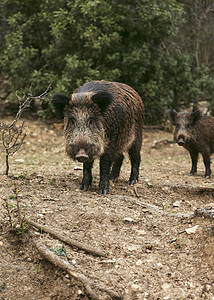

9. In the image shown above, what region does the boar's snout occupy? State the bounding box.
[75,148,89,163]
[177,135,185,146]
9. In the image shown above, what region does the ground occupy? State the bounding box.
[0,118,213,300]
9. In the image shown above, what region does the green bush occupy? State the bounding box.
[1,0,213,123]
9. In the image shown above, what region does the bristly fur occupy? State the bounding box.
[52,80,144,194]
[170,109,214,178]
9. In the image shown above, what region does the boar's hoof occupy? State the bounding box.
[128,175,139,185]
[205,175,211,179]
[75,149,89,163]
[99,180,109,195]
[99,188,109,195]
[80,178,92,191]
[80,183,89,191]
[128,179,137,185]
[189,172,195,176]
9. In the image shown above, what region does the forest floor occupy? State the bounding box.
[0,118,213,300]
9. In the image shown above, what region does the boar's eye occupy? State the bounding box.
[88,118,94,126]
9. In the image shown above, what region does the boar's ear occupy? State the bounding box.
[191,110,202,124]
[91,91,113,112]
[51,93,70,119]
[169,108,177,124]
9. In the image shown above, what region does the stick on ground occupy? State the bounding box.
[35,242,122,300]
[25,217,105,257]
[113,194,194,218]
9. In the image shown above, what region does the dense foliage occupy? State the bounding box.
[0,0,214,123]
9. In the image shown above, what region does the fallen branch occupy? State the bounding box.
[0,264,24,270]
[194,207,214,218]
[152,139,175,149]
[112,194,194,218]
[35,242,122,300]
[24,217,105,257]
[160,250,186,254]
[163,183,214,194]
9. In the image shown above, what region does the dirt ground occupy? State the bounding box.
[0,118,213,300]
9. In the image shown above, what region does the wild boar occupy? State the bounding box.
[52,80,144,194]
[170,109,214,178]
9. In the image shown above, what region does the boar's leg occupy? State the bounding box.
[202,151,211,178]
[128,136,142,185]
[110,154,124,182]
[80,161,93,191]
[99,153,112,195]
[189,150,198,176]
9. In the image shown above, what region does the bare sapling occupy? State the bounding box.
[0,87,50,176]
[3,182,32,234]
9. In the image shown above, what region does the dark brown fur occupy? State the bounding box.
[52,80,144,194]
[170,109,214,178]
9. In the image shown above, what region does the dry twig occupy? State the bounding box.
[35,242,122,300]
[152,139,175,149]
[112,194,194,218]
[2,183,32,234]
[24,217,105,257]
[0,264,24,270]
[194,207,214,218]
[163,183,214,195]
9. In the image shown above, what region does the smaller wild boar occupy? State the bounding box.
[52,80,144,194]
[170,109,214,178]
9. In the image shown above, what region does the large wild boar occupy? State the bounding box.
[52,80,144,194]
[170,109,214,178]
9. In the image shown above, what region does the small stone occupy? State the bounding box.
[124,217,134,222]
[131,284,140,292]
[185,225,199,234]
[136,259,143,266]
[205,284,212,291]
[0,241,3,247]
[162,283,171,291]
[136,230,146,235]
[15,158,24,163]
[37,213,44,217]
[173,201,180,207]
[26,257,32,262]
[157,262,163,268]
[127,245,139,251]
